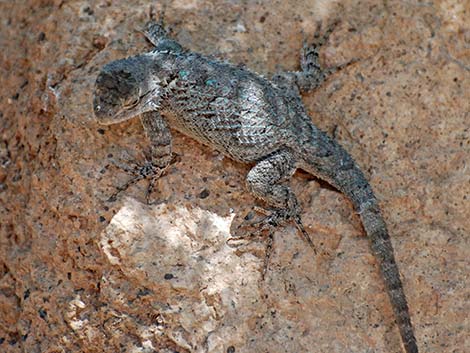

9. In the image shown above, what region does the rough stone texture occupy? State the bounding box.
[0,1,468,352]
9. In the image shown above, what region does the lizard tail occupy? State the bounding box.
[332,157,419,353]
[358,199,419,353]
[294,126,418,352]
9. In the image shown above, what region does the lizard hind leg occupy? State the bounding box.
[244,150,317,253]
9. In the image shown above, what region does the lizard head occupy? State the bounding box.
[93,55,160,125]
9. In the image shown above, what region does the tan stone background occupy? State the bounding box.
[0,0,468,352]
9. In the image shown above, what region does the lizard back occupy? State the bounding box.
[151,51,296,162]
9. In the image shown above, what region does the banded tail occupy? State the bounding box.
[359,200,418,353]
[294,124,418,353]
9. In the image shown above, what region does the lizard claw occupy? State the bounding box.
[227,206,316,280]
[227,209,275,280]
[292,214,317,255]
[269,212,317,254]
[107,157,170,204]
[229,206,316,253]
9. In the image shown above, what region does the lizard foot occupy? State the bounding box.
[228,208,273,243]
[228,208,276,280]
[228,207,317,279]
[229,206,317,253]
[289,20,359,91]
[107,153,174,204]
[257,207,317,255]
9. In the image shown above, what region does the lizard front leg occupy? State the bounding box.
[108,111,173,204]
[273,21,356,93]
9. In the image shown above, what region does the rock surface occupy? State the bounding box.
[0,1,468,352]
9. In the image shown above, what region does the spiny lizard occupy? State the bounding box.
[92,21,418,353]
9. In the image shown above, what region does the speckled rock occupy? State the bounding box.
[0,1,468,352]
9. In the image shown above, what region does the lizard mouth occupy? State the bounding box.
[96,88,160,125]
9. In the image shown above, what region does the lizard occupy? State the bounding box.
[92,20,419,353]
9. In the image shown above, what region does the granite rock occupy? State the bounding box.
[0,1,468,352]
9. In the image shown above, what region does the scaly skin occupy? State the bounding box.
[93,22,418,353]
